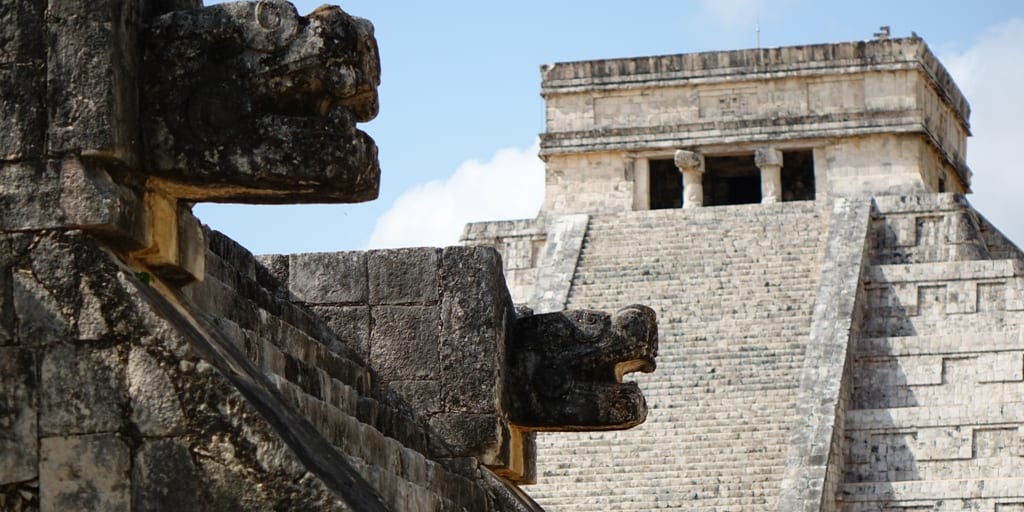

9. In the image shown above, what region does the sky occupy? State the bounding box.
[196,1,1024,254]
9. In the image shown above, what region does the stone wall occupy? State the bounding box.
[840,194,1024,511]
[0,230,356,511]
[817,134,955,199]
[540,152,638,216]
[0,226,545,511]
[254,244,533,480]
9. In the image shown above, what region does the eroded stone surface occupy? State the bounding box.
[0,348,37,484]
[370,306,440,381]
[40,344,126,435]
[142,0,380,203]
[127,347,185,436]
[289,251,367,304]
[132,439,199,512]
[39,434,130,512]
[0,65,45,160]
[507,305,658,430]
[368,248,440,305]
[439,246,511,414]
[12,270,71,345]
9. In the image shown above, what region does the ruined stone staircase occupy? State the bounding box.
[527,201,830,510]
[184,233,515,512]
[840,195,1024,511]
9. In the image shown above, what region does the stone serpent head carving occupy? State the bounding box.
[507,305,658,431]
[142,1,380,203]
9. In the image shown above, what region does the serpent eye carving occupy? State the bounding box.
[255,1,283,30]
[567,310,610,342]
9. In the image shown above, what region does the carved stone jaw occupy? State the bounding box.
[506,304,658,431]
[142,0,381,203]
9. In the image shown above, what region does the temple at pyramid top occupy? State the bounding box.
[536,35,971,215]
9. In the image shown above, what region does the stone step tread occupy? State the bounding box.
[839,476,1024,501]
[867,259,1024,284]
[857,331,1024,357]
[846,401,1024,430]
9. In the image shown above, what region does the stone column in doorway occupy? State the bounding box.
[755,147,783,204]
[674,149,705,209]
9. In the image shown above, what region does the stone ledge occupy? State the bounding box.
[841,477,1024,502]
[847,403,1024,430]
[867,259,1023,283]
[858,332,1024,357]
[540,37,968,124]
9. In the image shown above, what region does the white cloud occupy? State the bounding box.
[367,141,544,249]
[942,18,1024,247]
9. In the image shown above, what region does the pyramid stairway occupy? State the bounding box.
[527,201,830,511]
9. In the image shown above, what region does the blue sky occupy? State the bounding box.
[197,1,1024,254]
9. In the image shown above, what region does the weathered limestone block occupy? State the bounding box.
[142,0,381,202]
[370,306,440,381]
[0,266,11,344]
[429,413,509,461]
[45,6,139,160]
[59,158,148,250]
[289,251,367,304]
[76,276,112,341]
[439,246,512,414]
[0,0,46,161]
[132,438,199,512]
[0,162,64,231]
[39,434,131,512]
[128,347,185,436]
[0,348,38,484]
[40,344,127,435]
[0,0,46,63]
[0,65,45,160]
[506,305,658,430]
[12,269,71,345]
[368,248,440,305]
[388,380,440,416]
[310,304,371,360]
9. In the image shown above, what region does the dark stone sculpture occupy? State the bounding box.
[507,305,658,430]
[142,0,381,203]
